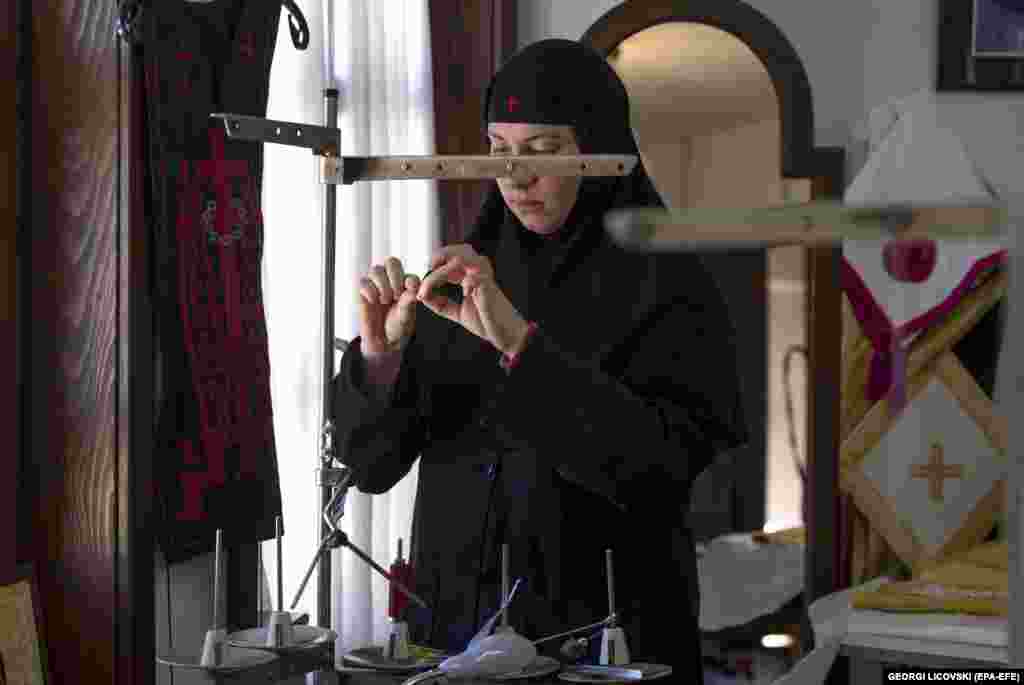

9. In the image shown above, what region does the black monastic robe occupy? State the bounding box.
[332,183,749,680]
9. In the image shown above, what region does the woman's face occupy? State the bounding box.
[487,123,581,236]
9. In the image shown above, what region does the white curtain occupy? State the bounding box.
[261,0,438,652]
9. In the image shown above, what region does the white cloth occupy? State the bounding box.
[698,534,805,632]
[773,578,1010,684]
[261,0,331,626]
[766,578,885,685]
[844,92,1002,334]
[260,0,439,660]
[323,0,439,660]
[843,92,1003,334]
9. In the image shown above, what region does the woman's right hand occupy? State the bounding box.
[357,257,421,358]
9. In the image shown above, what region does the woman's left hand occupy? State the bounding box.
[418,245,530,356]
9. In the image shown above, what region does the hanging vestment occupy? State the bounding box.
[143,0,283,564]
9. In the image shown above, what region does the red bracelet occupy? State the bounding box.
[500,322,539,373]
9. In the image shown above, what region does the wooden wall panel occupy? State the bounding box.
[2,0,21,582]
[25,0,123,681]
[430,0,517,245]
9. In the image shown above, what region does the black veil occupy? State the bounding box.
[465,39,665,249]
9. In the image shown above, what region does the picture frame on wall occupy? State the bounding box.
[938,0,1024,90]
[0,565,50,685]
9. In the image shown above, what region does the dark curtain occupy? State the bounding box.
[430,0,518,245]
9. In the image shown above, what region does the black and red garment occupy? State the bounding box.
[143,0,284,564]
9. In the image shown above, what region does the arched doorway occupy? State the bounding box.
[583,2,846,671]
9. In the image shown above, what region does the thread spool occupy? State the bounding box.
[200,529,227,667]
[500,543,511,630]
[599,549,630,666]
[266,516,294,648]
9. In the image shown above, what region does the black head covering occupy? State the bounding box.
[466,39,663,250]
[462,39,665,319]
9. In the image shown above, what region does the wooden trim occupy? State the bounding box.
[782,179,812,203]
[940,478,1006,569]
[841,351,1007,571]
[843,473,1007,577]
[840,358,940,472]
[115,38,155,685]
[802,146,846,618]
[804,243,845,685]
[14,0,31,572]
[0,563,53,684]
[806,245,843,604]
[841,468,925,567]
[935,352,1009,455]
[2,0,20,580]
[581,0,817,179]
[842,271,1007,439]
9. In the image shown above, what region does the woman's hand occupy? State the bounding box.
[357,257,421,358]
[418,245,530,356]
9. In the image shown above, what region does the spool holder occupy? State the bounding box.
[155,529,333,683]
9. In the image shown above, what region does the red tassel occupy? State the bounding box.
[388,539,415,620]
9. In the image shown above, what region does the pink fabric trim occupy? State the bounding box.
[364,348,404,389]
[501,322,540,374]
[841,249,1007,408]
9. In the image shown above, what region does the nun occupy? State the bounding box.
[332,38,749,682]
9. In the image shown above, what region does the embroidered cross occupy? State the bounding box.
[911,442,964,501]
[195,126,250,246]
[507,95,520,112]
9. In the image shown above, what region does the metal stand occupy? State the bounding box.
[317,86,341,633]
[207,107,638,672]
[281,91,429,630]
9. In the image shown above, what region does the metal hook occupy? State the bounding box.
[282,0,309,50]
[116,0,145,44]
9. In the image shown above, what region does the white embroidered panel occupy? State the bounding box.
[859,378,1004,556]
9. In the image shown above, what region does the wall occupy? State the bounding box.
[518,0,1024,204]
[20,0,144,682]
[517,0,1024,530]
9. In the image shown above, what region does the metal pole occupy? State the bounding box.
[501,544,510,628]
[606,549,616,619]
[213,529,224,629]
[317,87,340,631]
[276,516,284,613]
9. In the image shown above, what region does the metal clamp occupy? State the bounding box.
[316,467,350,489]
[319,420,336,467]
[116,0,145,44]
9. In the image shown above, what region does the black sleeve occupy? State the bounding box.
[493,279,749,511]
[331,335,427,495]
